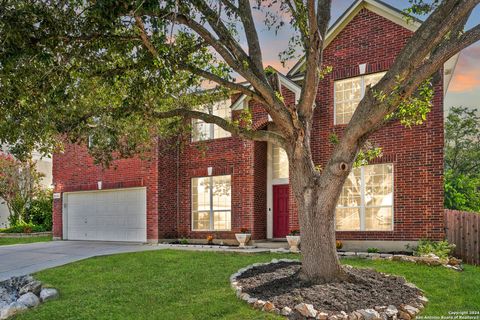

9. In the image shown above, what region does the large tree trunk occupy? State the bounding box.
[288,137,355,283]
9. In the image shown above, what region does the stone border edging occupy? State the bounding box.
[267,250,463,272]
[231,259,429,319]
[0,232,52,239]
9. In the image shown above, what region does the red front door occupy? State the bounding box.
[273,184,289,238]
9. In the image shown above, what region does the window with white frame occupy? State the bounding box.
[192,100,231,142]
[334,72,386,125]
[272,144,289,180]
[192,175,231,231]
[336,163,393,231]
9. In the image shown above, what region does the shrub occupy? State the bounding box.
[27,189,53,231]
[206,235,214,245]
[180,238,189,245]
[239,228,250,234]
[411,239,456,259]
[367,247,379,253]
[0,221,47,233]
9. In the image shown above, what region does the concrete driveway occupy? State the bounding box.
[0,241,163,281]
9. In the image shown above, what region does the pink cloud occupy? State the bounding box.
[449,45,480,93]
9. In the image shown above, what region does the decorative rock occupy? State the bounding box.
[329,315,340,320]
[263,301,276,312]
[295,303,318,318]
[281,307,293,316]
[375,306,387,312]
[385,305,398,317]
[271,259,279,263]
[358,309,382,320]
[317,312,329,319]
[239,293,250,301]
[401,305,419,317]
[247,297,258,305]
[398,310,411,320]
[254,300,266,309]
[0,302,28,320]
[448,257,462,266]
[19,280,42,296]
[417,296,428,306]
[347,312,358,320]
[17,293,40,308]
[353,311,365,320]
[40,288,58,302]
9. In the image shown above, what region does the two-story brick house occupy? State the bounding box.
[52,0,458,251]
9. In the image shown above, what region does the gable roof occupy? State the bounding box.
[287,0,422,77]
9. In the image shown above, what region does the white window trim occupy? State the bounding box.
[335,163,394,232]
[191,175,232,232]
[333,71,386,126]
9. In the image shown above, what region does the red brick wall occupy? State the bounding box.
[52,142,160,242]
[290,8,445,241]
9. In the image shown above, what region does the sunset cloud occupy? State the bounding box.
[448,44,480,93]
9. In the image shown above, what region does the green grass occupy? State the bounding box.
[0,235,51,246]
[12,250,480,320]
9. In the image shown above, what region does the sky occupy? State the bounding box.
[250,0,480,114]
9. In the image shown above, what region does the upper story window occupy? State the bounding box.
[272,144,289,180]
[192,100,231,142]
[334,72,386,125]
[192,175,232,231]
[335,163,393,231]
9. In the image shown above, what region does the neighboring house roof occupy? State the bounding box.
[286,0,458,97]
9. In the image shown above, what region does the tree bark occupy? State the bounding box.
[288,137,350,283]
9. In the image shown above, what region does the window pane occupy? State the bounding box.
[336,207,361,231]
[193,211,210,230]
[364,72,386,89]
[192,120,210,142]
[213,211,231,230]
[338,167,361,207]
[365,207,392,231]
[272,144,289,179]
[334,77,362,124]
[212,100,231,139]
[212,175,231,211]
[364,164,393,207]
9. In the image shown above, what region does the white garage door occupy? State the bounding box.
[64,188,146,242]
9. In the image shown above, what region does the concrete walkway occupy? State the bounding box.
[0,241,274,281]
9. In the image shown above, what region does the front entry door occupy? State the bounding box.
[273,184,289,238]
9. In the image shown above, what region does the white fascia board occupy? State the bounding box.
[231,75,302,110]
[443,53,460,96]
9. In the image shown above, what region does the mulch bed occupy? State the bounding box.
[236,261,421,313]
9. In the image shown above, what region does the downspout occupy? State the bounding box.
[176,137,180,239]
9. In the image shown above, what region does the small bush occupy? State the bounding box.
[180,238,189,245]
[1,222,47,233]
[288,229,300,236]
[411,239,456,259]
[367,247,379,253]
[27,189,53,231]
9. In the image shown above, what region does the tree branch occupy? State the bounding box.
[297,0,331,120]
[152,108,286,146]
[238,0,264,75]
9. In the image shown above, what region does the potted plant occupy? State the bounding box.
[235,228,251,247]
[286,229,301,252]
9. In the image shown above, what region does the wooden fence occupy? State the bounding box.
[445,209,480,265]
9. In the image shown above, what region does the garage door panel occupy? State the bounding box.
[65,188,147,242]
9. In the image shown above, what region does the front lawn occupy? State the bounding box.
[0,235,52,246]
[14,250,480,320]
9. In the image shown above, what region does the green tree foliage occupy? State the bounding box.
[444,107,480,212]
[0,154,44,225]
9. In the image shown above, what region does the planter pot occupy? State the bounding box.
[286,235,301,252]
[235,233,251,247]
